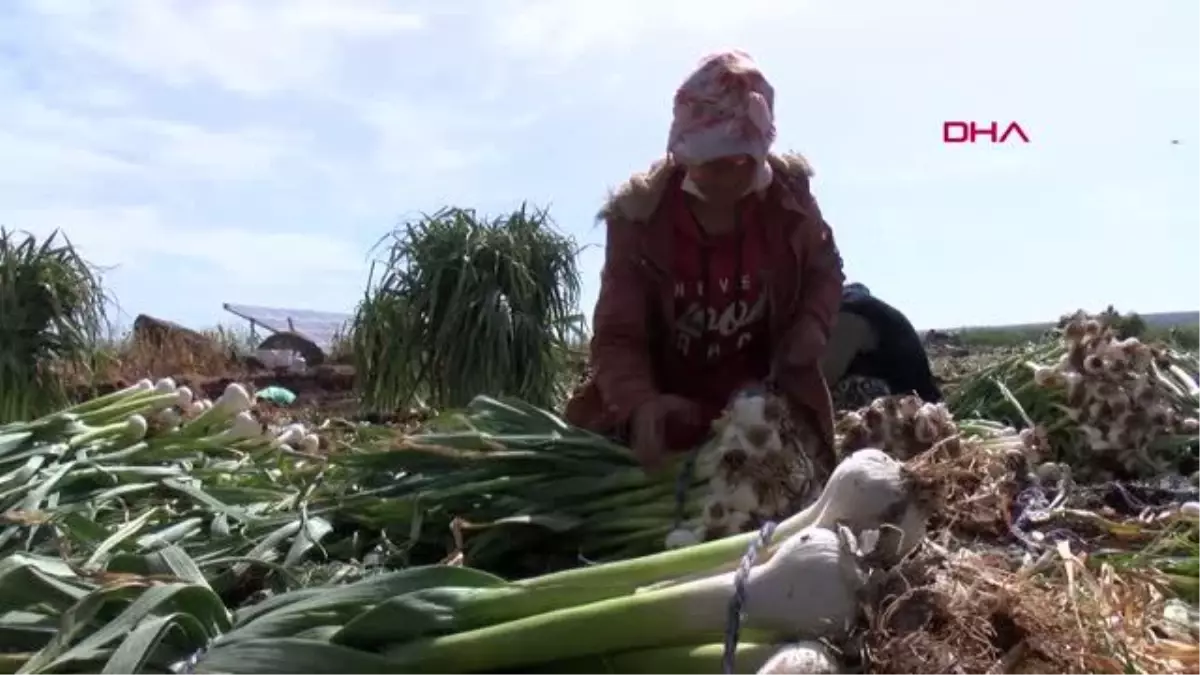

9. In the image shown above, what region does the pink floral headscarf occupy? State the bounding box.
[667,50,777,166]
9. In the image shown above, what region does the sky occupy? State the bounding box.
[1,0,1197,337]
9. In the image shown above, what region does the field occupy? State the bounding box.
[2,224,1198,674]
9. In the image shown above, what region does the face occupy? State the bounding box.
[685,154,758,204]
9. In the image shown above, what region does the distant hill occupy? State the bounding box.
[938,310,1199,334]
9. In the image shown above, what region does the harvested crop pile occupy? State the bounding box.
[1,447,934,674]
[0,310,1195,674]
[785,409,1199,674]
[0,378,348,605]
[819,313,1199,674]
[950,314,1198,480]
[5,381,1189,674]
[862,537,1198,674]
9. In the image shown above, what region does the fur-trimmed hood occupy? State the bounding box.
[597,152,815,224]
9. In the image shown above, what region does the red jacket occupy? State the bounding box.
[565,152,845,461]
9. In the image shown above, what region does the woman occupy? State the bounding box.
[822,283,944,410]
[565,50,845,477]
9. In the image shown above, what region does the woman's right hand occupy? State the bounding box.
[630,395,701,472]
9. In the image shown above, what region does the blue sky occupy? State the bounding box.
[1,0,1197,336]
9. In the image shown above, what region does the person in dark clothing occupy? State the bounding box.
[820,284,942,410]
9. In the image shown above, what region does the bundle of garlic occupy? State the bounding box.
[689,445,929,561]
[355,448,924,674]
[684,391,825,543]
[1023,316,1198,477]
[840,392,1049,463]
[152,521,893,675]
[836,394,962,460]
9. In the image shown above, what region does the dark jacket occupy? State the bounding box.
[841,292,942,403]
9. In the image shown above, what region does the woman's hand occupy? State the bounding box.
[630,395,701,472]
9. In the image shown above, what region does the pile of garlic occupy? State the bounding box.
[837,394,958,460]
[1028,316,1199,475]
[687,391,821,543]
[140,378,322,454]
[836,393,1045,463]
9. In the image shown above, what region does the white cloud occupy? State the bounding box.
[25,0,426,97]
[482,0,817,68]
[125,121,305,182]
[0,100,313,190]
[356,100,503,177]
[0,130,142,190]
[7,205,363,279]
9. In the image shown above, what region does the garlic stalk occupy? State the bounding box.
[380,527,865,673]
[534,642,781,673]
[463,448,922,629]
[206,411,264,443]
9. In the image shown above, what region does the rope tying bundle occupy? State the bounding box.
[722,520,778,674]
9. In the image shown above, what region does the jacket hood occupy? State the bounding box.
[597,151,815,224]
